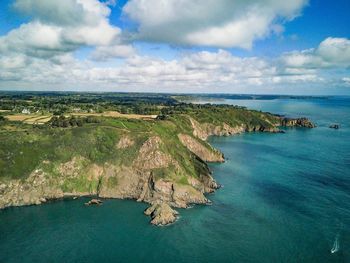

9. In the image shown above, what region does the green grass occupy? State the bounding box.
[0,105,279,186]
[107,177,118,188]
[61,176,99,193]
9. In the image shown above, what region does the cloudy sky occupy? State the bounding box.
[0,0,349,94]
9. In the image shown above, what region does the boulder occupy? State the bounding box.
[85,198,103,206]
[144,203,178,226]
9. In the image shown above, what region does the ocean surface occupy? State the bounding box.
[1,96,350,263]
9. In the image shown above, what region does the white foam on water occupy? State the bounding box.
[331,234,340,254]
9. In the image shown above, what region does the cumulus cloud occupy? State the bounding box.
[0,0,348,94]
[282,37,350,68]
[0,0,124,59]
[0,47,324,92]
[123,0,308,48]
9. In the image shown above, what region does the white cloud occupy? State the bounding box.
[0,1,348,96]
[0,48,323,91]
[0,0,122,58]
[282,37,350,68]
[91,45,136,61]
[342,77,350,86]
[123,0,308,48]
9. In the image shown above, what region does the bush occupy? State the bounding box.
[49,115,100,128]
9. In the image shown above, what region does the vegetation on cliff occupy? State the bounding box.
[0,92,315,225]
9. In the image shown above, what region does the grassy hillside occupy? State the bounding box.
[0,99,283,208]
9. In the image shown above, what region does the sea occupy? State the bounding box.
[1,96,349,263]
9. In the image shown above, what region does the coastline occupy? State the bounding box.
[0,111,315,226]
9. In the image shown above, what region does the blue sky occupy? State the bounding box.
[0,0,349,94]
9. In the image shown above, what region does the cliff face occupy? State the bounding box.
[0,110,315,226]
[190,117,246,141]
[0,133,218,225]
[0,169,63,209]
[189,117,281,141]
[178,134,224,162]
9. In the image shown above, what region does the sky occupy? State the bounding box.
[0,0,349,95]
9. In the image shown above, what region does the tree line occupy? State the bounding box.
[49,115,100,128]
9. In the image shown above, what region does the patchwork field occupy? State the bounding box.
[71,111,157,120]
[5,114,52,124]
[2,111,157,125]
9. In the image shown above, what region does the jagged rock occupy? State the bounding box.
[116,135,135,149]
[133,136,175,170]
[144,202,178,226]
[0,169,64,209]
[98,165,144,199]
[172,184,208,208]
[280,117,315,128]
[189,117,246,140]
[85,199,103,206]
[329,124,340,129]
[178,134,224,162]
[245,125,281,133]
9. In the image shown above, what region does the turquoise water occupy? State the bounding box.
[1,97,350,263]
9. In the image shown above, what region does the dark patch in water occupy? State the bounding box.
[252,180,314,217]
[210,201,270,226]
[303,171,350,194]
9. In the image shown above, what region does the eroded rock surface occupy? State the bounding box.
[116,135,135,149]
[144,202,179,226]
[280,117,315,128]
[0,169,63,209]
[190,117,246,140]
[0,113,315,226]
[178,134,224,162]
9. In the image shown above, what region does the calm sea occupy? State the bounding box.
[1,96,349,263]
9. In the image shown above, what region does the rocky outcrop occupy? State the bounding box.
[189,117,281,141]
[190,118,246,140]
[133,136,175,170]
[85,199,103,206]
[116,135,135,149]
[244,125,281,133]
[144,202,179,226]
[0,169,64,209]
[138,175,213,208]
[178,134,224,162]
[280,117,315,128]
[329,124,340,129]
[98,165,141,199]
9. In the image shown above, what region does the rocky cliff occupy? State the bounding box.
[0,133,218,225]
[178,133,224,162]
[280,117,316,128]
[0,109,315,226]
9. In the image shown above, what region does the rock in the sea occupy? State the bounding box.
[85,198,103,206]
[144,203,179,226]
[329,124,340,129]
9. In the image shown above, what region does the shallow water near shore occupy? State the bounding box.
[1,96,350,263]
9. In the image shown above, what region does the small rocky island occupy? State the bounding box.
[0,93,315,226]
